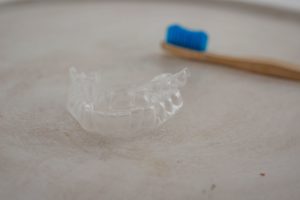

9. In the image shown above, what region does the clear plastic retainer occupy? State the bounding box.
[67,67,190,136]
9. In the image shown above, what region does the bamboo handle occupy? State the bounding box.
[161,42,300,81]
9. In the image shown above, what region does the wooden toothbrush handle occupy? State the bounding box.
[161,42,300,80]
[203,53,300,80]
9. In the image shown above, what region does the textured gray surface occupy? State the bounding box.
[0,1,300,200]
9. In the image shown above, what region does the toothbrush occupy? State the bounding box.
[161,24,300,81]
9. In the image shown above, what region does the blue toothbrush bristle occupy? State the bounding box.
[166,24,208,52]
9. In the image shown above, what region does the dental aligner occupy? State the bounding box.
[67,67,190,136]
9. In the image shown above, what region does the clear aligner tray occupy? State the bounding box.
[67,67,190,136]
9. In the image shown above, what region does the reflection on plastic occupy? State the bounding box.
[67,67,190,136]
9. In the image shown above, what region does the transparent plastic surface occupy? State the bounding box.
[67,67,190,136]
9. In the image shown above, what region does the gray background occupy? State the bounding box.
[0,0,300,200]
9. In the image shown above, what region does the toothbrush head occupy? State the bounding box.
[166,24,208,52]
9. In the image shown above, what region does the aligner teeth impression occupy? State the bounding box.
[67,67,190,135]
